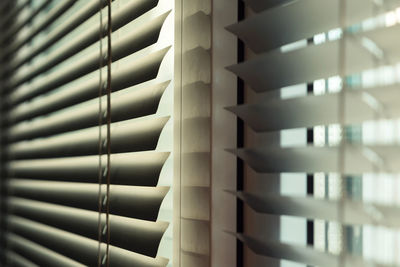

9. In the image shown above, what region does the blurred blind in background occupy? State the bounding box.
[227,0,400,266]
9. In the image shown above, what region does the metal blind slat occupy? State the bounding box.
[7,216,169,267]
[8,179,168,221]
[8,197,169,257]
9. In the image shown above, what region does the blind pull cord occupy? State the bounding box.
[97,0,111,266]
[96,0,104,265]
[104,0,112,266]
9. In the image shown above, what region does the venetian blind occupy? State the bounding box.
[0,0,174,266]
[227,0,400,266]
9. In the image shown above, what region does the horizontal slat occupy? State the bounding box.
[8,179,168,221]
[7,1,165,90]
[5,250,39,267]
[243,0,400,14]
[6,46,169,110]
[7,216,169,267]
[235,191,400,227]
[232,144,400,174]
[236,233,396,267]
[0,0,12,13]
[8,197,169,257]
[1,0,51,45]
[227,24,400,92]
[7,151,169,186]
[7,233,84,267]
[5,0,77,57]
[6,13,168,106]
[229,0,400,53]
[6,80,168,134]
[228,83,400,132]
[363,19,400,59]
[6,0,108,73]
[0,0,30,30]
[2,2,28,33]
[243,0,294,12]
[7,116,169,159]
